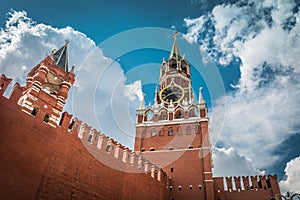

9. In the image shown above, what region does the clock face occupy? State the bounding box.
[159,85,184,104]
[42,72,63,93]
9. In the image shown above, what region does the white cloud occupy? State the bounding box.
[0,10,95,83]
[213,147,264,177]
[183,16,207,44]
[279,156,300,194]
[184,0,300,90]
[0,10,142,148]
[210,80,300,169]
[184,0,300,175]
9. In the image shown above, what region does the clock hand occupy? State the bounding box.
[165,92,175,98]
[166,92,182,99]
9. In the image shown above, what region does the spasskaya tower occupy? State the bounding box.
[134,32,214,200]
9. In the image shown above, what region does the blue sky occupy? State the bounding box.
[0,0,300,194]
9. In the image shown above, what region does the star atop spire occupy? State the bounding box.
[51,40,69,72]
[169,31,181,60]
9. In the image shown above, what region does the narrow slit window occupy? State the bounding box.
[168,127,173,136]
[68,120,74,130]
[106,145,111,152]
[88,134,93,143]
[44,114,50,123]
[31,108,39,116]
[151,129,156,137]
[150,148,155,151]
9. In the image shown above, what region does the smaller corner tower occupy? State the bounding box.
[17,40,75,127]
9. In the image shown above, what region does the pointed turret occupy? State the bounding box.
[139,93,146,110]
[51,40,69,72]
[169,31,181,60]
[198,87,205,104]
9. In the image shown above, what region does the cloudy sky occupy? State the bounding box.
[0,0,299,194]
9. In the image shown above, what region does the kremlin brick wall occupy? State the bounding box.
[0,84,169,200]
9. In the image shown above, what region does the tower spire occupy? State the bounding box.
[51,40,69,72]
[169,31,181,60]
[198,87,205,104]
[139,93,146,110]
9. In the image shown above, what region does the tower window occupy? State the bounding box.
[106,145,111,152]
[169,186,173,191]
[188,145,193,149]
[171,167,174,173]
[43,114,50,123]
[178,186,182,191]
[186,126,191,135]
[68,120,74,131]
[189,185,193,190]
[141,148,145,152]
[175,109,183,119]
[31,108,39,116]
[88,134,93,143]
[149,148,155,151]
[198,185,202,190]
[151,129,156,137]
[177,126,182,135]
[168,128,173,136]
[159,131,164,136]
[169,147,174,151]
[147,111,154,121]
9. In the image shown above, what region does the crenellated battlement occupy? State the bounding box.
[214,175,280,199]
[67,116,169,182]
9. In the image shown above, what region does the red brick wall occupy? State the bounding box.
[0,95,168,200]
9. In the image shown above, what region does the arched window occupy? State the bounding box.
[146,110,154,121]
[43,114,50,123]
[189,107,197,117]
[175,109,183,119]
[88,134,93,143]
[68,120,74,131]
[186,126,191,135]
[188,145,193,149]
[151,129,156,137]
[106,145,111,152]
[158,110,167,120]
[149,147,155,151]
[168,127,173,136]
[31,108,39,116]
[177,126,182,135]
[196,124,201,134]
